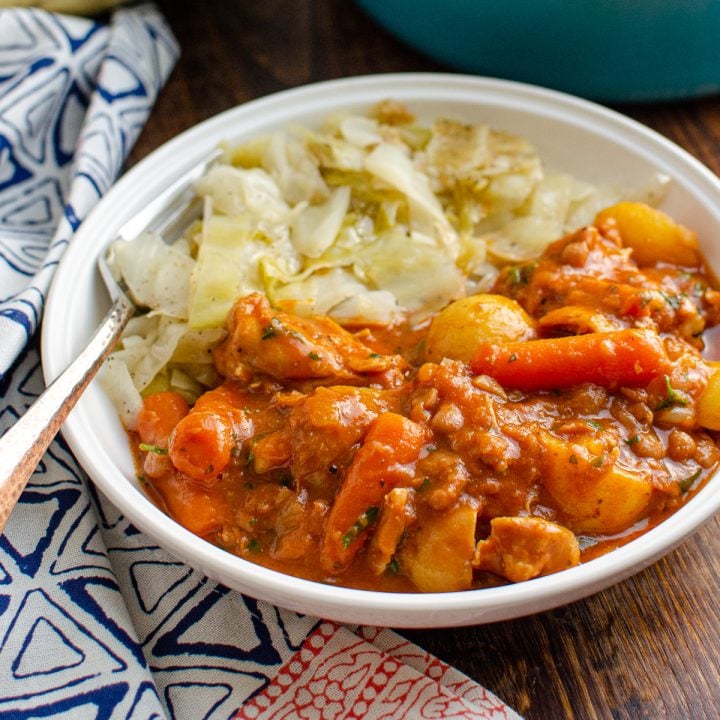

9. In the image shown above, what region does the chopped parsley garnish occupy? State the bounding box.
[655,375,689,410]
[586,419,603,431]
[139,443,168,456]
[247,538,262,553]
[261,317,282,340]
[341,506,379,549]
[308,351,321,360]
[591,453,605,468]
[679,468,702,493]
[368,352,382,359]
[244,433,267,467]
[625,435,640,446]
[660,291,683,310]
[508,353,518,363]
[506,262,536,287]
[387,558,400,575]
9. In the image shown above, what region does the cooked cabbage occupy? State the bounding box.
[364,142,456,245]
[194,165,289,221]
[188,215,268,328]
[110,231,194,318]
[105,101,667,424]
[291,186,350,258]
[354,228,465,317]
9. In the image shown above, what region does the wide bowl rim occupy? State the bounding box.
[42,72,720,627]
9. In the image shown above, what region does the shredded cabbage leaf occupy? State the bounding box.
[189,215,268,328]
[111,232,194,318]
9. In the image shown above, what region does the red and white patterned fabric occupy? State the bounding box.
[237,623,522,720]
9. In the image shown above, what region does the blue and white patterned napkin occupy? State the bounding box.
[0,8,520,719]
[0,7,345,718]
[0,7,322,718]
[0,5,173,377]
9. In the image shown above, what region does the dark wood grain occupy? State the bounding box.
[131,2,720,717]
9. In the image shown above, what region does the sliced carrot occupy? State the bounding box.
[166,382,254,485]
[470,328,670,391]
[320,412,429,573]
[136,392,190,479]
[137,391,189,446]
[152,473,225,537]
[169,411,234,485]
[193,382,247,416]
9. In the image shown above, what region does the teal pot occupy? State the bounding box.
[356,0,720,102]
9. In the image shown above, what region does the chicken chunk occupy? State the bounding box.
[367,488,416,575]
[271,491,328,562]
[473,516,580,582]
[494,225,710,345]
[289,385,400,494]
[213,293,407,385]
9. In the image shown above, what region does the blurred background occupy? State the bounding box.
[124,0,720,171]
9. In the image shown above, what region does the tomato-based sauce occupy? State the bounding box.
[132,204,720,592]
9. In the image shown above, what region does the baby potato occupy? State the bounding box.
[550,464,652,535]
[540,431,652,534]
[424,294,536,363]
[400,502,477,592]
[594,201,700,267]
[697,362,720,431]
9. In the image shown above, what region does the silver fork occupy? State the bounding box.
[0,151,218,533]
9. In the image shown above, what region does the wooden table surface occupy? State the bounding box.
[131,2,720,717]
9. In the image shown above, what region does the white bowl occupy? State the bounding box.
[42,73,720,628]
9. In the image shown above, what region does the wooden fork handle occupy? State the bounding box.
[0,294,135,533]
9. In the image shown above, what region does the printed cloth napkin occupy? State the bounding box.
[0,6,522,718]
